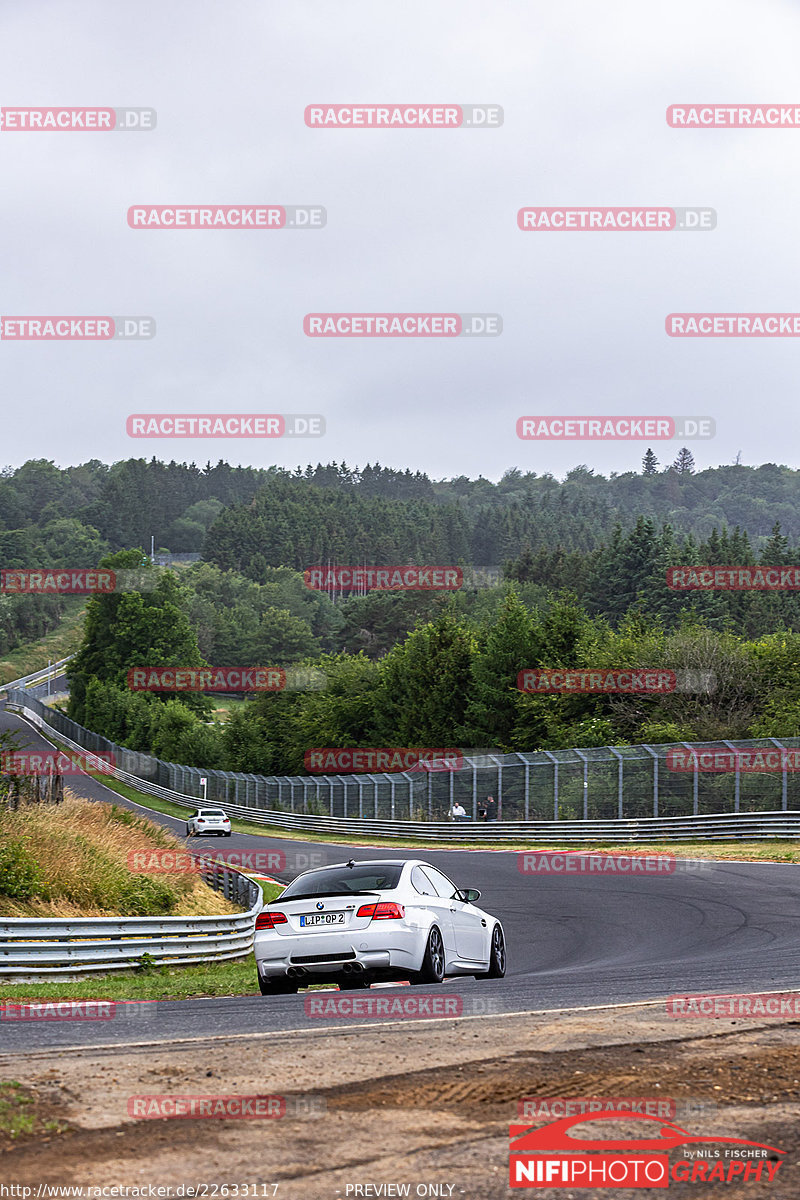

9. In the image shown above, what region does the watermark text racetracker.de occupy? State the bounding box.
[1,751,116,776]
[0,1000,153,1021]
[127,1094,324,1119]
[518,206,715,231]
[667,992,800,1017]
[304,103,502,128]
[304,313,501,336]
[1,316,154,340]
[518,852,676,875]
[668,104,800,126]
[517,668,716,694]
[667,747,800,773]
[1,106,155,130]
[0,568,156,593]
[304,566,462,592]
[127,848,326,874]
[127,205,325,229]
[304,993,500,1019]
[304,748,463,773]
[517,1096,715,1120]
[127,667,286,692]
[667,313,800,336]
[667,565,800,590]
[126,414,324,438]
[517,416,714,440]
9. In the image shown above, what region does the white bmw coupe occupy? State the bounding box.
[254,858,506,994]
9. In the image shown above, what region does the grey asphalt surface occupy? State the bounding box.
[3,697,800,1053]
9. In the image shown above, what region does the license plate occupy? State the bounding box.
[300,912,345,927]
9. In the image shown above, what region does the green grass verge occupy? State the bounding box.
[0,955,260,1003]
[0,600,86,686]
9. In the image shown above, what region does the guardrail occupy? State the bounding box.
[5,698,800,843]
[0,861,263,977]
[0,656,73,695]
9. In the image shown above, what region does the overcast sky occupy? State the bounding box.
[2,0,799,481]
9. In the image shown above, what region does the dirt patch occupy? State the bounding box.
[2,1007,799,1197]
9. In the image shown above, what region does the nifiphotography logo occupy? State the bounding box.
[509,1111,784,1188]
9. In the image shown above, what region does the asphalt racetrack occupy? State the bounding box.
[3,698,800,1053]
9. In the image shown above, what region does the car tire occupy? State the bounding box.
[337,977,371,990]
[411,926,445,985]
[225,831,232,837]
[477,924,506,979]
[186,826,192,837]
[258,976,299,996]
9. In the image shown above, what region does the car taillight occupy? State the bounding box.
[197,818,205,823]
[356,902,405,920]
[255,910,288,930]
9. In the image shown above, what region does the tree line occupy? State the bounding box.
[66,553,800,775]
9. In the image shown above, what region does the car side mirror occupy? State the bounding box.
[458,888,481,903]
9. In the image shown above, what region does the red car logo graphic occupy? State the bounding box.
[510,1111,784,1155]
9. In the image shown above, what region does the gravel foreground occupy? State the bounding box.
[1,1004,798,1198]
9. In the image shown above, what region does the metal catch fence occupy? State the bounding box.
[6,687,800,825]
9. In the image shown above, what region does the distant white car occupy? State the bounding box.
[186,808,232,837]
[254,857,506,995]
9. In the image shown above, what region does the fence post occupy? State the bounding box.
[722,740,740,813]
[574,749,588,819]
[543,751,558,820]
[680,742,699,815]
[609,748,623,819]
[770,738,788,810]
[643,745,658,817]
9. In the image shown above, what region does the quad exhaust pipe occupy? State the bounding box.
[341,962,365,974]
[286,966,307,978]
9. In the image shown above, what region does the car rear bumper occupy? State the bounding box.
[255,927,421,979]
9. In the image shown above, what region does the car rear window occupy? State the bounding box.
[200,811,227,818]
[280,862,404,899]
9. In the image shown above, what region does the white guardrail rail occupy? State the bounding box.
[0,866,263,977]
[0,655,74,694]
